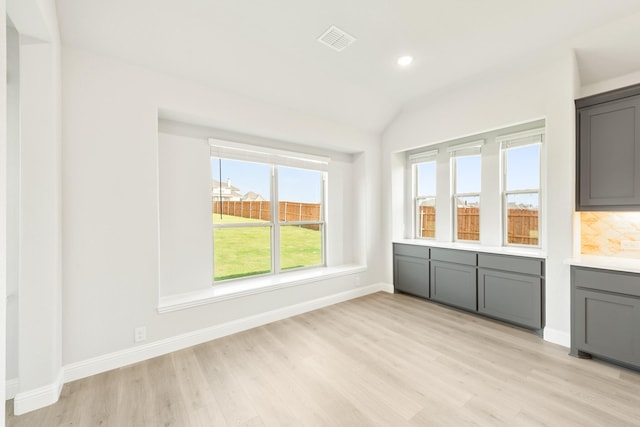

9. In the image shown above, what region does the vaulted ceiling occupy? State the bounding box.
[55,0,640,134]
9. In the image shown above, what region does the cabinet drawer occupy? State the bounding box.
[478,269,542,329]
[477,253,543,276]
[393,243,429,259]
[573,267,640,297]
[431,248,476,265]
[574,288,640,367]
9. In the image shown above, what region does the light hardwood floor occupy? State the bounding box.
[6,292,640,426]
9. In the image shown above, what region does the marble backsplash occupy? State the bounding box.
[581,212,640,258]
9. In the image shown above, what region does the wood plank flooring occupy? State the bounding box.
[6,292,640,426]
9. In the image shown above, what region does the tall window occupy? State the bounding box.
[210,140,327,282]
[278,167,324,271]
[450,141,483,242]
[410,150,438,239]
[500,129,543,247]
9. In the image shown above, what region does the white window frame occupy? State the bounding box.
[449,140,484,243]
[210,139,328,283]
[409,149,438,239]
[499,128,544,248]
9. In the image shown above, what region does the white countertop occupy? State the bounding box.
[564,255,640,274]
[393,239,546,259]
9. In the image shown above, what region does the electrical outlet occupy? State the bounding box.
[134,326,147,343]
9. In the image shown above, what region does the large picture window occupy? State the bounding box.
[410,150,438,239]
[210,141,327,282]
[500,129,543,247]
[450,141,483,242]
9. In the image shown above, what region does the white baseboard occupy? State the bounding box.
[64,283,388,384]
[543,327,570,348]
[6,378,19,400]
[378,282,394,293]
[13,370,63,415]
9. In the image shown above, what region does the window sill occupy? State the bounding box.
[158,264,367,314]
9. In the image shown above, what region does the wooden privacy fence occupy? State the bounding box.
[213,200,321,230]
[419,206,539,245]
[456,207,480,241]
[506,208,539,245]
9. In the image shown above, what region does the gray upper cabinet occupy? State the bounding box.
[393,244,429,299]
[576,84,640,210]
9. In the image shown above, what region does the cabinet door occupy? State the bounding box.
[478,269,542,329]
[574,288,640,367]
[430,261,476,311]
[394,255,429,299]
[578,96,640,209]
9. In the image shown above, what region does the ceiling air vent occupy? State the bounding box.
[317,25,356,52]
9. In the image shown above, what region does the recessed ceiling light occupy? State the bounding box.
[397,55,413,67]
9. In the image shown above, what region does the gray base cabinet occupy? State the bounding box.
[431,261,476,311]
[393,244,429,299]
[393,243,545,333]
[571,266,640,369]
[477,253,544,330]
[478,269,542,329]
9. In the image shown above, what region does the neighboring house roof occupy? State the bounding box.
[507,202,538,210]
[242,191,265,202]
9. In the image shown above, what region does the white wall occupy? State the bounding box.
[5,19,19,389]
[1,1,8,422]
[382,52,577,346]
[158,133,212,297]
[5,0,63,415]
[61,46,382,366]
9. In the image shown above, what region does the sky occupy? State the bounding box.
[211,158,322,203]
[417,144,540,204]
[213,144,538,205]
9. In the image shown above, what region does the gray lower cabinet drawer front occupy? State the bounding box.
[477,253,543,277]
[431,261,476,311]
[573,267,640,297]
[478,269,542,329]
[394,255,429,298]
[574,288,640,366]
[431,248,476,266]
[393,243,429,259]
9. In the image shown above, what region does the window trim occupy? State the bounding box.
[499,128,544,248]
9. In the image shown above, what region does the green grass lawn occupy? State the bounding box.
[213,214,322,281]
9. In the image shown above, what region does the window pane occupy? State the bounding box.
[456,155,481,194]
[280,224,322,270]
[213,226,271,281]
[211,158,271,222]
[416,161,436,197]
[417,197,436,238]
[506,193,539,245]
[505,144,540,191]
[278,167,322,222]
[456,196,480,241]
